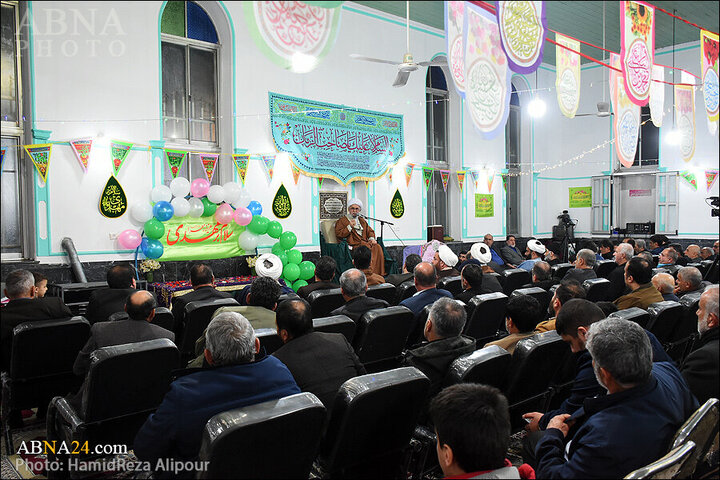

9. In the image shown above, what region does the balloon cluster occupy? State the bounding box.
[116,177,314,291]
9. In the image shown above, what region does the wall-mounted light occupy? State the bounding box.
[291,52,317,73]
[528,97,546,118]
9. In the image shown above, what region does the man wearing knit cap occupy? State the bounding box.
[518,239,546,272]
[433,244,460,279]
[335,198,386,276]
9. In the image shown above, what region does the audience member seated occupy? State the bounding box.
[608,243,633,301]
[85,264,138,325]
[674,266,703,298]
[714,240,719,259]
[535,280,586,333]
[330,269,389,322]
[500,235,525,268]
[273,298,365,412]
[581,240,604,263]
[32,272,48,298]
[534,318,698,478]
[430,384,535,479]
[297,256,337,299]
[400,262,453,316]
[171,264,231,332]
[1,269,72,371]
[544,243,563,266]
[353,245,385,286]
[486,295,542,354]
[458,251,467,264]
[658,247,679,267]
[700,246,714,260]
[680,285,719,404]
[385,253,422,287]
[518,239,546,272]
[334,198,385,275]
[614,257,664,311]
[683,244,702,263]
[636,250,654,265]
[652,272,680,302]
[594,301,618,317]
[633,239,647,255]
[669,244,688,266]
[483,233,506,270]
[622,237,635,247]
[599,239,614,260]
[523,261,555,291]
[434,245,460,279]
[455,263,503,304]
[134,312,300,466]
[648,234,670,255]
[237,254,293,305]
[562,249,597,284]
[402,297,475,400]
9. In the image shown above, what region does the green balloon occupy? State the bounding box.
[201,197,216,216]
[277,251,289,266]
[248,215,270,235]
[279,231,297,250]
[299,261,315,281]
[287,249,303,265]
[271,242,285,255]
[283,263,300,282]
[144,218,165,240]
[292,279,309,292]
[266,221,283,239]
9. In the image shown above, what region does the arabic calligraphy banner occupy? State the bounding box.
[620,1,655,106]
[556,33,580,118]
[496,1,547,74]
[701,29,719,133]
[445,1,466,97]
[649,64,665,127]
[569,186,592,208]
[675,77,696,162]
[269,92,405,185]
[159,216,246,261]
[610,53,639,168]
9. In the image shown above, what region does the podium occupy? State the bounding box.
[427,225,444,242]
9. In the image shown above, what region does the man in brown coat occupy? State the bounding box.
[614,257,664,310]
[335,198,385,275]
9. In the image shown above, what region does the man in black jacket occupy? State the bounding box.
[524,261,556,291]
[85,264,138,324]
[330,269,389,322]
[297,256,337,299]
[455,263,502,304]
[171,264,231,332]
[608,242,633,301]
[681,285,719,404]
[385,254,422,287]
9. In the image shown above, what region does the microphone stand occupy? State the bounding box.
[360,215,394,241]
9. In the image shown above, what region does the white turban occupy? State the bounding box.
[527,239,547,255]
[348,198,363,211]
[437,244,458,267]
[255,253,283,280]
[470,242,492,264]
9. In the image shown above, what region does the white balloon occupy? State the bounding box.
[150,185,172,203]
[223,182,242,205]
[238,230,259,251]
[169,177,190,198]
[234,190,252,209]
[131,202,153,223]
[171,197,191,217]
[188,197,204,218]
[207,185,225,204]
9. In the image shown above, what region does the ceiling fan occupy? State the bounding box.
[350,1,447,87]
[575,3,612,118]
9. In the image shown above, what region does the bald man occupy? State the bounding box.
[683,244,702,263]
[652,272,680,302]
[335,198,386,275]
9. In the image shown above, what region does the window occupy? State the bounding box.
[631,105,658,168]
[505,85,521,235]
[426,66,449,231]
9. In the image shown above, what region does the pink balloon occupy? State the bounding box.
[215,203,234,224]
[233,206,253,226]
[118,229,142,249]
[191,178,210,198]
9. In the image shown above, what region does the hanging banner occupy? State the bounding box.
[649,64,665,127]
[232,154,250,185]
[568,186,592,208]
[110,140,133,176]
[99,176,127,218]
[610,53,640,168]
[165,149,188,179]
[200,154,219,183]
[502,175,508,191]
[620,1,655,106]
[291,163,302,185]
[262,154,275,180]
[706,169,719,192]
[675,74,696,162]
[679,170,697,190]
[496,1,547,74]
[464,3,511,139]
[457,170,467,192]
[555,33,580,118]
[470,169,481,187]
[272,184,292,219]
[475,194,494,218]
[445,1,466,97]
[269,92,405,185]
[159,216,245,261]
[0,149,4,171]
[404,163,414,187]
[701,29,719,133]
[390,189,405,218]
[422,166,433,191]
[24,144,52,183]
[440,170,450,192]
[69,138,92,173]
[318,177,324,189]
[486,171,495,193]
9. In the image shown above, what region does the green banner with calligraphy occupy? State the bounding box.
[158,216,246,261]
[569,186,592,208]
[475,194,494,218]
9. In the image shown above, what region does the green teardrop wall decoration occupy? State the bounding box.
[390,188,404,218]
[272,183,292,219]
[99,175,128,218]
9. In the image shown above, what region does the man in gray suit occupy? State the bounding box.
[501,235,525,268]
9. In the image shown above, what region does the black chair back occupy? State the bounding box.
[151,307,174,331]
[366,283,398,305]
[675,292,703,341]
[277,293,300,307]
[396,281,417,303]
[199,392,326,479]
[653,267,670,277]
[465,293,508,347]
[180,298,239,360]
[353,306,414,370]
[444,345,511,391]
[670,398,720,479]
[595,259,616,279]
[646,301,684,343]
[511,287,550,314]
[308,288,345,319]
[437,276,462,296]
[582,277,612,302]
[318,367,430,475]
[652,255,660,266]
[256,328,283,355]
[313,315,356,344]
[552,263,573,280]
[406,304,432,348]
[487,272,505,288]
[502,269,531,296]
[665,265,681,278]
[608,307,652,329]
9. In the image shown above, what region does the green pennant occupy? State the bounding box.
[165,149,188,179]
[422,167,433,191]
[272,183,292,218]
[110,140,133,176]
[99,175,127,218]
[390,189,405,218]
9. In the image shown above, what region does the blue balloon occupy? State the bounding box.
[141,237,164,259]
[153,201,174,222]
[247,200,263,216]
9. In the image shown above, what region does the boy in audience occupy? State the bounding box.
[486,295,542,354]
[32,272,48,297]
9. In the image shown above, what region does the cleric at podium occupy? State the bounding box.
[334,198,386,276]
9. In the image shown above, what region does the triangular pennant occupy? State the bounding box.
[422,167,434,191]
[291,163,302,185]
[706,169,719,192]
[679,170,698,190]
[69,138,92,173]
[440,170,450,192]
[110,140,133,176]
[456,170,466,192]
[200,153,219,183]
[262,155,276,181]
[318,177,324,189]
[1,149,5,171]
[470,170,481,187]
[232,154,250,185]
[405,163,415,187]
[388,168,393,185]
[486,172,495,193]
[502,175,508,192]
[165,149,188,179]
[24,144,52,183]
[364,180,369,189]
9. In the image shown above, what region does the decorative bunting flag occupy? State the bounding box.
[24,144,52,183]
[620,1,655,106]
[69,138,92,173]
[388,168,393,185]
[405,163,414,187]
[445,1,466,97]
[364,180,369,189]
[555,33,580,118]
[502,175,508,191]
[422,167,433,191]
[290,163,302,185]
[649,64,665,127]
[675,72,696,162]
[464,3,511,139]
[110,140,133,176]
[609,53,640,168]
[679,170,697,190]
[232,154,250,185]
[262,155,275,180]
[200,153,219,183]
[0,149,5,171]
[440,170,450,192]
[706,169,719,192]
[496,1,547,74]
[470,169,481,188]
[701,29,719,133]
[457,170,467,192]
[318,177,324,189]
[486,171,495,193]
[165,149,188,179]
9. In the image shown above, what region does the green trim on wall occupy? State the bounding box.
[342,5,444,38]
[537,176,593,180]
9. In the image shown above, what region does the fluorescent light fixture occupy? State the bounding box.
[291,52,317,73]
[527,97,546,118]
